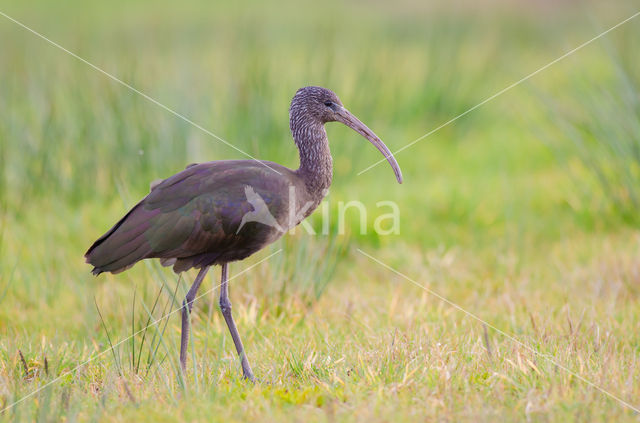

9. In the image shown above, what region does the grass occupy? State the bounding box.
[540,46,640,220]
[1,0,640,421]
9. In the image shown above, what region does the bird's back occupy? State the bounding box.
[85,160,305,274]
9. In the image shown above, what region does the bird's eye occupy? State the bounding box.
[324,101,333,107]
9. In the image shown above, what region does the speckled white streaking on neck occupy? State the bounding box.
[289,86,336,200]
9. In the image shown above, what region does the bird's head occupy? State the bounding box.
[290,86,403,184]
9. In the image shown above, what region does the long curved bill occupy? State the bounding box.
[336,107,403,184]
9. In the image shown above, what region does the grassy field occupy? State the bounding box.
[1,0,640,421]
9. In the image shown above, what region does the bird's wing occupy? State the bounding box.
[85,160,295,274]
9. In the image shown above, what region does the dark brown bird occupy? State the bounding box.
[85,86,403,381]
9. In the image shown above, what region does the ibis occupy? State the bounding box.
[85,86,403,381]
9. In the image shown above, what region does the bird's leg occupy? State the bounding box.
[219,263,255,382]
[180,265,210,372]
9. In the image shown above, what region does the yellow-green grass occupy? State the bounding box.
[1,0,639,421]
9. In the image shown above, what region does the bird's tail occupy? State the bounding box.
[85,202,155,275]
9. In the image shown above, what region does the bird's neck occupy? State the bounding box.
[291,117,333,197]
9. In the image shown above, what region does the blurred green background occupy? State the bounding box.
[0,0,639,421]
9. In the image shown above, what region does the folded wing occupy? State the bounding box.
[85,161,293,274]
